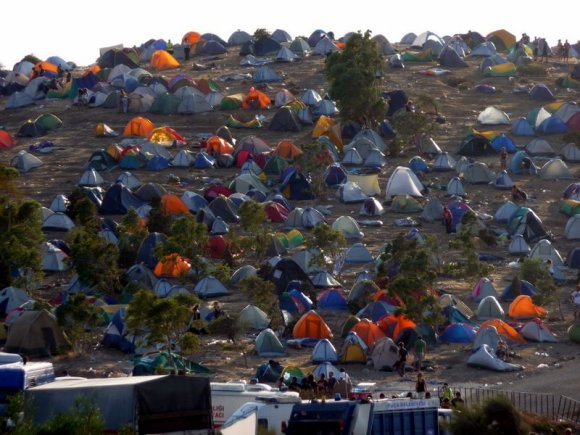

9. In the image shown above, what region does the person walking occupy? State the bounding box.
[571,284,580,321]
[415,372,426,399]
[443,206,453,234]
[396,342,408,378]
[414,335,426,370]
[499,146,508,171]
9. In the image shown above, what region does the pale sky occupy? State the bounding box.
[1,1,578,68]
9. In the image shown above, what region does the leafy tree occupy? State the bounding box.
[146,197,172,235]
[0,196,44,289]
[447,211,493,278]
[325,30,386,126]
[125,290,201,368]
[156,214,209,282]
[519,258,556,307]
[446,394,528,435]
[68,227,121,294]
[253,28,271,39]
[117,209,149,268]
[0,165,21,197]
[55,293,101,353]
[305,223,346,269]
[239,276,281,329]
[238,200,271,264]
[293,141,334,196]
[390,111,439,156]
[72,196,100,233]
[378,233,439,322]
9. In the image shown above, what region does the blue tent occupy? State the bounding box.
[537,117,567,134]
[146,155,170,171]
[280,170,315,200]
[490,134,517,152]
[99,183,146,215]
[567,247,580,269]
[443,306,477,326]
[510,117,535,136]
[254,361,283,382]
[530,84,555,101]
[102,308,135,353]
[440,323,477,343]
[501,279,538,302]
[379,119,396,138]
[289,289,313,312]
[194,152,215,169]
[409,156,429,174]
[200,33,227,46]
[279,292,300,313]
[509,150,537,175]
[356,301,396,322]
[324,163,348,187]
[254,37,282,56]
[317,288,348,310]
[136,232,168,268]
[200,40,227,55]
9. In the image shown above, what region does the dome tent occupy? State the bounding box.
[477,296,505,320]
[255,328,285,357]
[467,344,524,371]
[472,277,498,302]
[311,338,339,363]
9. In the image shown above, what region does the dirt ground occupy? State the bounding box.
[2,45,580,404]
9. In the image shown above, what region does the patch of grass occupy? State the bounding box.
[221,342,248,351]
[520,411,573,434]
[517,63,547,77]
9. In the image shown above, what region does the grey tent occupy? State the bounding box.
[255,328,285,357]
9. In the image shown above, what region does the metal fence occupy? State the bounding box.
[437,386,580,424]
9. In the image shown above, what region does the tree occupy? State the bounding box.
[390,111,439,156]
[325,30,386,126]
[305,223,346,269]
[446,395,528,435]
[68,227,121,294]
[238,200,271,264]
[293,141,334,196]
[519,258,556,308]
[0,196,44,289]
[117,209,149,268]
[239,276,281,329]
[0,165,21,197]
[125,290,200,369]
[55,293,101,353]
[253,28,271,39]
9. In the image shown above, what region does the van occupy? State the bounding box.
[210,381,299,428]
[0,361,55,415]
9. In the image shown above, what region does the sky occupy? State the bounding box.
[1,1,578,68]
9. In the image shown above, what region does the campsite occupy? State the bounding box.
[1,28,580,430]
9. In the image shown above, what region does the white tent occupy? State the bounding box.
[561,143,580,162]
[10,150,42,172]
[539,159,573,180]
[476,296,505,320]
[564,215,580,240]
[49,195,70,213]
[467,344,524,371]
[42,212,75,231]
[311,338,339,363]
[337,182,368,203]
[78,168,105,187]
[238,305,270,330]
[331,216,364,240]
[529,239,564,267]
[370,337,399,370]
[193,276,230,298]
[41,242,69,272]
[384,166,425,199]
[472,277,498,302]
[344,243,373,264]
[477,106,510,125]
[446,177,466,197]
[520,319,558,342]
[509,234,531,255]
[495,201,519,223]
[433,152,456,171]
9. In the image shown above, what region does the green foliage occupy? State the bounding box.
[293,141,334,196]
[253,28,271,39]
[0,164,21,197]
[147,197,172,234]
[563,131,580,146]
[55,294,101,352]
[117,209,149,268]
[517,62,547,77]
[126,290,200,362]
[68,227,121,294]
[72,197,100,232]
[305,223,346,268]
[208,314,243,343]
[446,394,528,435]
[519,258,556,305]
[325,30,386,126]
[390,111,438,156]
[0,197,44,288]
[379,234,438,322]
[447,211,493,278]
[239,276,281,329]
[238,200,271,263]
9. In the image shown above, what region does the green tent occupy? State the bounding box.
[560,200,580,217]
[402,50,433,62]
[281,365,305,384]
[483,63,517,77]
[150,92,180,114]
[132,351,213,375]
[34,113,63,131]
[220,94,244,110]
[226,115,263,129]
[568,323,580,344]
[341,315,361,338]
[391,194,423,213]
[263,155,288,175]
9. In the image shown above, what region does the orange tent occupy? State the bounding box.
[275,140,303,160]
[350,319,385,348]
[508,295,547,320]
[105,143,123,160]
[182,31,201,45]
[241,87,271,109]
[312,115,343,151]
[161,194,190,216]
[123,117,155,137]
[370,290,404,307]
[206,136,234,155]
[150,50,180,71]
[84,64,101,77]
[293,310,333,339]
[31,61,58,78]
[148,127,185,145]
[154,254,191,277]
[0,130,16,149]
[479,319,525,343]
[377,314,416,341]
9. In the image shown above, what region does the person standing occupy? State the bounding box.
[415,372,426,399]
[166,39,174,56]
[499,146,508,171]
[571,284,580,321]
[183,39,191,61]
[396,342,408,378]
[541,38,549,63]
[414,336,426,370]
[563,40,571,64]
[443,206,453,234]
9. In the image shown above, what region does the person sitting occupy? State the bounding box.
[289,376,301,392]
[496,339,510,362]
[451,391,465,408]
[511,185,528,202]
[441,397,452,409]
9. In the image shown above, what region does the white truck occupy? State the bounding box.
[210,381,299,429]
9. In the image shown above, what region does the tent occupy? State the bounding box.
[350,319,385,348]
[344,243,373,264]
[510,117,535,136]
[238,305,270,330]
[0,287,31,319]
[360,197,385,216]
[42,212,75,231]
[440,323,476,343]
[4,310,71,357]
[346,173,381,196]
[446,177,466,197]
[529,239,564,266]
[467,344,523,371]
[384,166,426,199]
[311,338,339,363]
[568,323,580,344]
[472,277,498,302]
[332,216,364,239]
[292,310,333,339]
[478,106,510,125]
[565,215,580,240]
[340,338,368,364]
[476,296,505,320]
[520,318,558,342]
[508,295,547,319]
[525,138,555,156]
[10,150,42,172]
[530,84,555,101]
[267,258,312,294]
[193,276,230,298]
[102,307,135,353]
[494,171,514,190]
[501,278,538,302]
[562,143,580,162]
[370,337,399,370]
[150,50,180,70]
[463,162,494,184]
[473,325,501,352]
[509,235,531,256]
[480,319,525,343]
[540,159,573,180]
[317,288,348,310]
[255,328,285,357]
[390,194,423,213]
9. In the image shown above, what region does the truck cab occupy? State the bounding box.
[0,361,55,416]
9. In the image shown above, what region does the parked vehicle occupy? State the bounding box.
[0,361,55,416]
